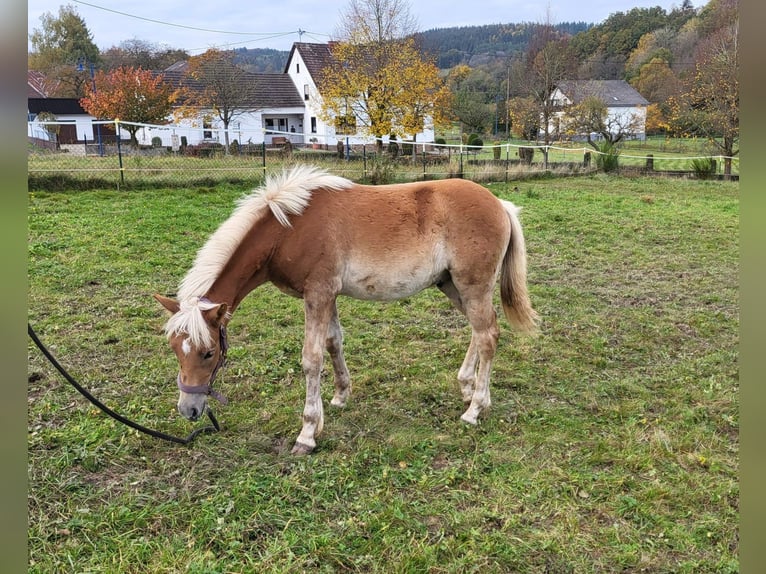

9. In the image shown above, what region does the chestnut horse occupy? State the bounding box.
[155,165,537,454]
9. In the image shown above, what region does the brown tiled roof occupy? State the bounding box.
[158,65,303,108]
[286,43,334,78]
[556,80,649,107]
[28,70,58,98]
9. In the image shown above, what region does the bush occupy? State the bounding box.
[366,156,395,184]
[229,139,240,155]
[691,157,716,179]
[435,137,446,146]
[151,136,163,148]
[519,146,534,164]
[595,141,620,172]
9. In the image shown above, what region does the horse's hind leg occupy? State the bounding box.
[459,292,500,425]
[326,301,351,407]
[457,336,479,405]
[438,278,477,404]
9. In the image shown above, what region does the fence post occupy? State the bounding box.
[261,141,266,174]
[646,153,654,171]
[505,143,510,184]
[115,120,125,186]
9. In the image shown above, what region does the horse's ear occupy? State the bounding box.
[204,303,229,327]
[154,294,180,314]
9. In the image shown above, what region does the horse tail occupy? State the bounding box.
[499,200,539,334]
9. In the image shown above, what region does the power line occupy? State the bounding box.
[73,0,310,37]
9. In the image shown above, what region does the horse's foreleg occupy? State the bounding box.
[292,296,333,455]
[460,299,499,425]
[326,302,351,407]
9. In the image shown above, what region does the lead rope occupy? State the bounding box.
[28,323,220,445]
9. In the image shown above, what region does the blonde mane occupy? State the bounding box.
[164,166,353,344]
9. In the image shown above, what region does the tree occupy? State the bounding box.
[101,39,189,71]
[668,17,739,176]
[79,66,178,147]
[335,0,418,44]
[320,0,449,151]
[28,4,101,97]
[507,97,540,140]
[446,65,496,136]
[631,57,682,104]
[562,95,644,148]
[510,16,575,166]
[181,49,261,152]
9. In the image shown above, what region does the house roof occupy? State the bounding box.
[556,80,649,107]
[28,97,88,115]
[159,64,304,108]
[285,42,334,79]
[28,70,59,98]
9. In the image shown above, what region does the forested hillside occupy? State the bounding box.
[413,22,590,68]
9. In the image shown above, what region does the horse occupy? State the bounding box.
[155,165,538,454]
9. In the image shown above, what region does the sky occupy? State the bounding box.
[28,0,702,54]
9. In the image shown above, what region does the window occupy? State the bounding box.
[310,117,317,133]
[304,84,310,101]
[203,120,212,139]
[296,63,300,74]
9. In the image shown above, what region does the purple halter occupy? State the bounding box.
[177,323,229,405]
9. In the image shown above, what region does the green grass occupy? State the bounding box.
[28,175,738,572]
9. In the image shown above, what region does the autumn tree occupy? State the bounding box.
[181,49,261,151]
[79,66,178,147]
[668,4,738,176]
[507,96,539,140]
[319,0,449,151]
[28,4,100,97]
[631,57,682,104]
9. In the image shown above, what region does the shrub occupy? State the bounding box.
[366,156,395,184]
[519,146,534,164]
[691,157,716,179]
[595,141,620,172]
[151,136,163,148]
[434,137,446,145]
[229,139,240,155]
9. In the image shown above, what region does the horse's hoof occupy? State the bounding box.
[291,441,315,456]
[460,412,478,425]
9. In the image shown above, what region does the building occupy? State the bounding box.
[548,80,650,141]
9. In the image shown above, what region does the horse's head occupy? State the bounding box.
[155,294,230,421]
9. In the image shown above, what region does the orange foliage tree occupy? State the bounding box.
[80,66,178,146]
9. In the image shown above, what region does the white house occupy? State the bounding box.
[548,80,650,141]
[284,42,435,147]
[28,41,437,150]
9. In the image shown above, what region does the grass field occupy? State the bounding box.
[28,174,738,572]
